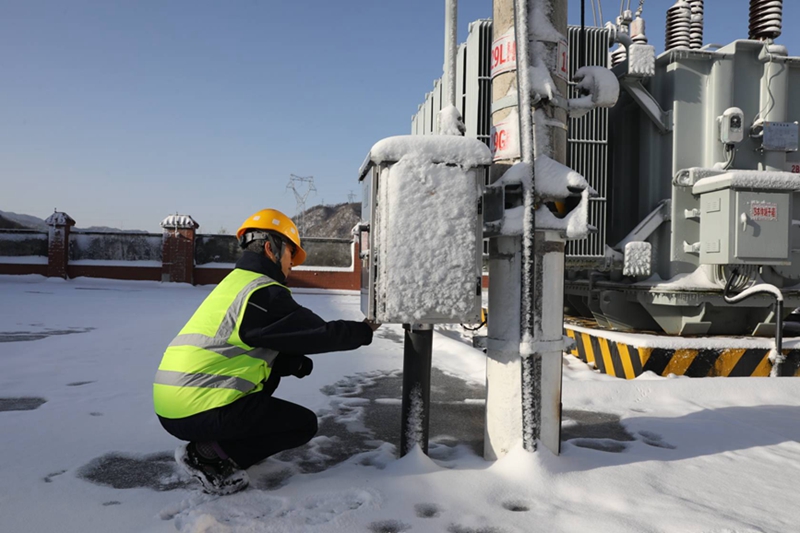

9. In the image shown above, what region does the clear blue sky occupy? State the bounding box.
[2,0,798,233]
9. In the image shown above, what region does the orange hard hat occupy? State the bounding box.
[236,209,306,266]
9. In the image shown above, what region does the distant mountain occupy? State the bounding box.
[0,211,48,230]
[0,210,147,233]
[299,203,362,239]
[78,226,148,233]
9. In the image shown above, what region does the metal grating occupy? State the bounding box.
[566,26,611,260]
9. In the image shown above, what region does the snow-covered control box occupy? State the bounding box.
[358,136,491,324]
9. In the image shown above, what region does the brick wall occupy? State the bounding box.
[0,212,363,291]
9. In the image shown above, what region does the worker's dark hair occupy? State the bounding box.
[244,238,269,255]
[241,230,287,262]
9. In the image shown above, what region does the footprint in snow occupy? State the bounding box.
[369,520,411,533]
[67,381,95,387]
[415,503,442,518]
[638,430,676,449]
[502,500,530,512]
[448,525,508,533]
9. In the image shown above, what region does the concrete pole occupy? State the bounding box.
[486,0,567,458]
[485,0,523,461]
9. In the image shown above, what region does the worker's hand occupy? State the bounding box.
[364,318,381,332]
[291,355,313,378]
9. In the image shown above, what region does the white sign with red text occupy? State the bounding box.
[554,39,569,81]
[750,202,778,221]
[491,108,520,161]
[491,28,517,78]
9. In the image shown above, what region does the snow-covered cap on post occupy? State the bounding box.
[45,211,75,227]
[160,214,199,230]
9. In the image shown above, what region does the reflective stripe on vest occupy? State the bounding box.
[153,269,285,419]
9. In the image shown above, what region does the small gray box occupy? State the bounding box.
[699,188,791,265]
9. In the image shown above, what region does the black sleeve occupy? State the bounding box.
[239,285,373,355]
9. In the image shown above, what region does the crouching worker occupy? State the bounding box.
[153,208,379,495]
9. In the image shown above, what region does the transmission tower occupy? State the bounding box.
[285,174,317,236]
[347,190,357,204]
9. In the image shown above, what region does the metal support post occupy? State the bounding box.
[444,0,458,109]
[400,324,433,456]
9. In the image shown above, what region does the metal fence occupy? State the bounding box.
[0,229,48,257]
[69,231,163,262]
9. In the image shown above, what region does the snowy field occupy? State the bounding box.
[2,274,800,533]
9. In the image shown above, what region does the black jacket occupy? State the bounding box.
[235,252,372,378]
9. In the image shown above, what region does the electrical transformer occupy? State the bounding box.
[565,13,800,336]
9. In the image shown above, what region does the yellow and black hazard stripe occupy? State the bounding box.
[564,328,800,379]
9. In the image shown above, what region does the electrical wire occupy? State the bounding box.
[590,0,597,26]
[753,51,784,127]
[723,144,736,170]
[597,0,604,25]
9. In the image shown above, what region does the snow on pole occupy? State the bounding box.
[513,0,539,453]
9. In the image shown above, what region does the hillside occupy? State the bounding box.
[300,202,362,239]
[0,211,48,231]
[0,210,146,233]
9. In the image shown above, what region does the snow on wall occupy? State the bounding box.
[0,255,48,265]
[375,151,481,323]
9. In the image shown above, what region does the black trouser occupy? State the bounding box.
[158,378,318,469]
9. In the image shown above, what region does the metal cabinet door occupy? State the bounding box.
[734,191,791,263]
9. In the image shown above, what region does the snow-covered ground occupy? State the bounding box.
[2,274,800,533]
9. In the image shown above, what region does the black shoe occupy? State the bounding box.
[175,443,249,495]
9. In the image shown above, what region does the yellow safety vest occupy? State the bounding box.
[153,269,286,419]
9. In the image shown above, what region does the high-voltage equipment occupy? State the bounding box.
[411,0,800,340]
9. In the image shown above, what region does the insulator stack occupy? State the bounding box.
[610,45,627,67]
[665,1,692,51]
[689,0,704,49]
[749,0,783,41]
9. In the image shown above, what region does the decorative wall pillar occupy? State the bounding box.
[161,214,199,284]
[45,211,76,279]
